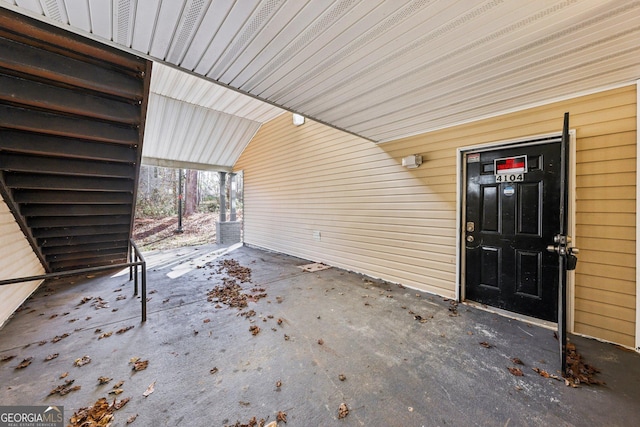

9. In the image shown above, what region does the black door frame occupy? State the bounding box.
[457,130,576,326]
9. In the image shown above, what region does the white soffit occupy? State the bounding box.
[4,0,640,143]
[143,93,263,171]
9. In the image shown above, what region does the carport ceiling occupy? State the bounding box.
[3,0,640,144]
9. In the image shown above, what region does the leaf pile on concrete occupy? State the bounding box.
[68,397,130,427]
[564,342,604,386]
[338,403,349,419]
[214,259,252,282]
[49,379,81,396]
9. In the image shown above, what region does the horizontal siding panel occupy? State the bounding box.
[577,251,635,268]
[576,172,635,187]
[236,86,636,347]
[576,186,635,200]
[576,263,635,282]
[575,320,635,348]
[576,225,635,241]
[578,131,636,151]
[0,198,44,327]
[575,299,635,323]
[576,274,636,295]
[576,311,634,335]
[578,237,636,254]
[576,287,635,308]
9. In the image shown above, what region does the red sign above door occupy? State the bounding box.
[494,155,527,174]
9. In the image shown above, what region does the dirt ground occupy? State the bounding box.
[133,212,218,251]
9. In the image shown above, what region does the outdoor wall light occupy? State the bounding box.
[292,113,305,126]
[402,154,422,169]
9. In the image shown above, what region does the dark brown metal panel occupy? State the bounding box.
[39,233,131,247]
[41,241,129,256]
[0,130,138,163]
[0,9,147,73]
[0,7,150,274]
[28,215,131,228]
[0,154,136,178]
[0,74,140,124]
[50,254,128,272]
[0,105,139,145]
[32,224,131,238]
[47,247,127,262]
[12,190,133,204]
[0,37,143,99]
[21,204,132,217]
[5,174,134,192]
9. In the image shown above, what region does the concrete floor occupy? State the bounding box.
[0,244,639,426]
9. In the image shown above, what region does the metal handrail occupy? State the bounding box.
[0,239,147,322]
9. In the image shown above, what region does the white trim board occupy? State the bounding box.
[636,79,640,352]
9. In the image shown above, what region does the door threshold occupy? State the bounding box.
[463,300,557,331]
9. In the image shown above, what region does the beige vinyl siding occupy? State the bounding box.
[236,85,636,348]
[0,198,44,328]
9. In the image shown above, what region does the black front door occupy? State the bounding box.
[464,139,563,321]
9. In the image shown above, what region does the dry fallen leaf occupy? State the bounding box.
[338,374,346,381]
[318,339,324,345]
[45,353,59,361]
[1,355,16,362]
[511,357,524,365]
[109,388,124,395]
[210,367,219,374]
[508,367,524,376]
[338,403,349,419]
[132,359,149,371]
[98,332,113,340]
[277,318,283,325]
[98,376,112,385]
[126,414,138,424]
[249,325,261,336]
[276,411,287,423]
[284,334,290,341]
[143,381,156,397]
[15,357,33,369]
[52,333,69,343]
[59,372,68,379]
[479,341,493,348]
[49,379,81,396]
[116,325,134,335]
[113,380,125,389]
[275,380,282,388]
[74,355,91,367]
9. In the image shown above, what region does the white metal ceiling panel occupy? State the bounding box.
[144,94,263,170]
[88,0,111,39]
[3,0,640,147]
[151,63,284,122]
[148,0,185,58]
[14,0,42,14]
[179,0,234,70]
[130,0,161,52]
[64,0,91,32]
